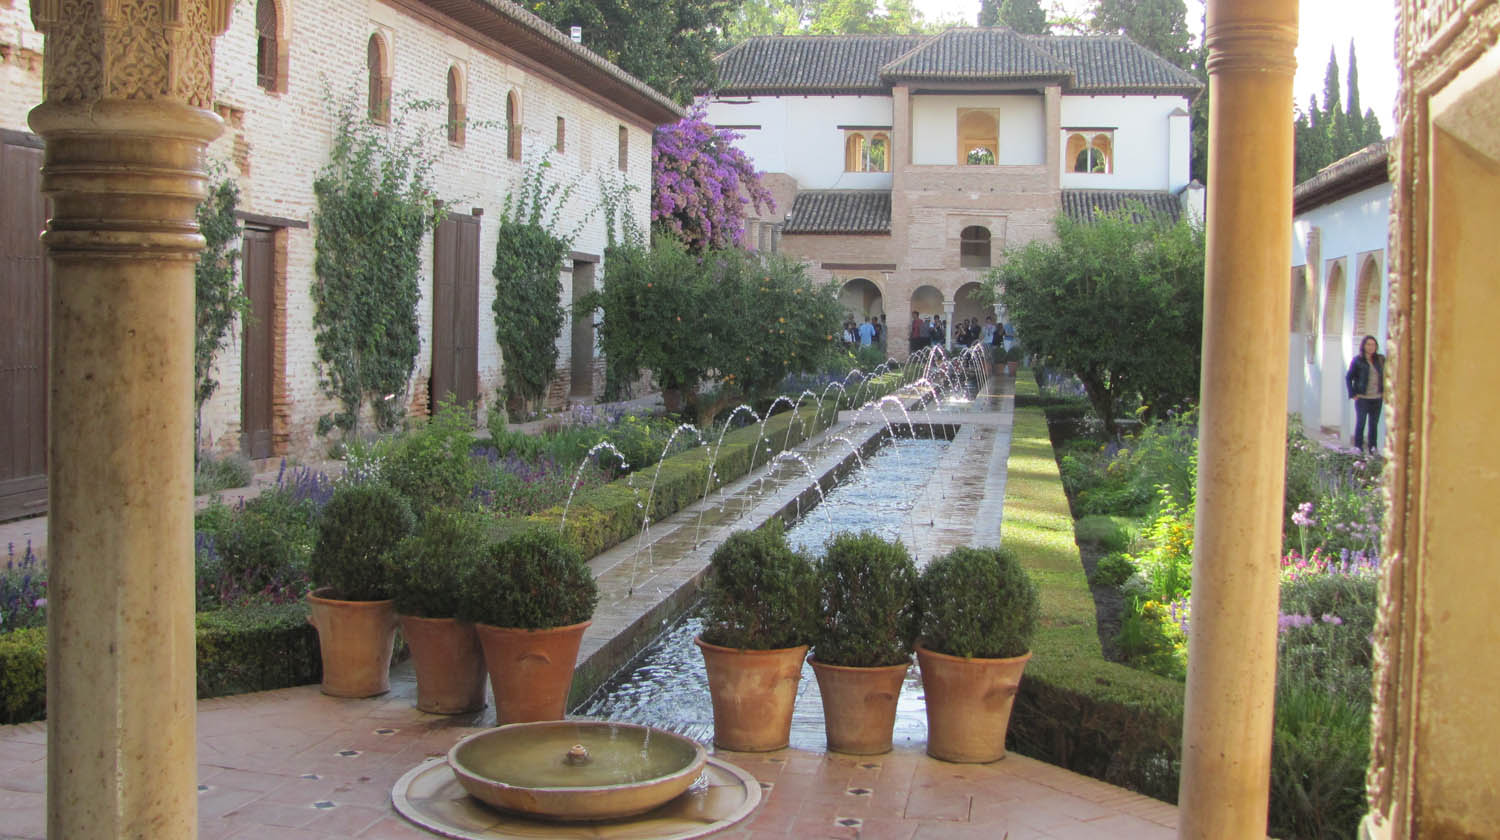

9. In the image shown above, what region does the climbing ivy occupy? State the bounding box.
[492,157,578,414]
[312,94,443,437]
[193,171,248,454]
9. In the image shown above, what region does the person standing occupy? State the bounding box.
[1345,335,1386,454]
[857,317,875,347]
[909,312,925,356]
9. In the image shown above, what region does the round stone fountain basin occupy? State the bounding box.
[447,721,708,822]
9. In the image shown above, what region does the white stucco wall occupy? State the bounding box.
[1057,94,1192,192]
[705,94,895,190]
[909,93,1045,166]
[1288,181,1392,442]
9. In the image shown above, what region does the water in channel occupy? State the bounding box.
[576,436,952,750]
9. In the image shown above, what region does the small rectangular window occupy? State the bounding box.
[618,125,628,172]
[557,116,566,153]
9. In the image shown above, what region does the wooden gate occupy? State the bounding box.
[0,130,49,521]
[431,212,480,410]
[241,227,275,459]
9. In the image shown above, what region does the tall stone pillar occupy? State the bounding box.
[942,300,955,348]
[1178,1,1297,837]
[28,1,231,837]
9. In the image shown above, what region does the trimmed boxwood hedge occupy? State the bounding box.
[523,374,903,559]
[1002,397,1185,802]
[0,601,321,725]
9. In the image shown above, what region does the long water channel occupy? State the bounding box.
[576,435,954,750]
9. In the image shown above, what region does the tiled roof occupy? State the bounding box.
[1293,140,1390,214]
[880,28,1069,82]
[784,191,892,234]
[713,28,1203,96]
[1026,35,1201,93]
[715,36,926,93]
[1062,190,1182,224]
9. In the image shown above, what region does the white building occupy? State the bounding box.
[1288,141,1391,443]
[705,28,1203,348]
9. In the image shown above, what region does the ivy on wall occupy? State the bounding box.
[492,157,577,414]
[194,172,248,453]
[312,95,443,437]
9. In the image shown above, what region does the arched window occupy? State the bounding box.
[869,133,889,172]
[506,90,521,160]
[1065,130,1114,173]
[446,66,465,146]
[556,116,566,153]
[1323,261,1346,335]
[618,125,628,171]
[957,109,999,166]
[1354,256,1382,337]
[960,225,991,268]
[367,34,391,124]
[845,134,865,172]
[255,0,283,92]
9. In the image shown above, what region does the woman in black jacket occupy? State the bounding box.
[1345,335,1386,454]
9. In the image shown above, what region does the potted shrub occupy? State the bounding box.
[696,522,819,752]
[389,508,490,714]
[307,482,415,698]
[809,531,920,755]
[915,545,1040,763]
[457,527,598,724]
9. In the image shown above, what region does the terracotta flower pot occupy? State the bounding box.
[306,589,398,698]
[915,644,1031,763]
[398,615,487,714]
[475,620,591,724]
[809,657,910,755]
[696,636,808,752]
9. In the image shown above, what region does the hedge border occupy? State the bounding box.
[1003,388,1185,802]
[0,601,321,725]
[523,374,904,558]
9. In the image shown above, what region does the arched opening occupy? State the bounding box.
[255,0,283,92]
[958,109,998,166]
[869,133,890,172]
[1320,260,1348,431]
[960,225,991,268]
[506,91,521,160]
[366,34,391,124]
[446,66,465,146]
[838,277,884,323]
[844,134,865,172]
[1354,255,1382,338]
[1065,131,1114,173]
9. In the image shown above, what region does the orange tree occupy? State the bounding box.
[587,237,841,426]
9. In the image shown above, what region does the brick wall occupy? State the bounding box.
[2,0,660,457]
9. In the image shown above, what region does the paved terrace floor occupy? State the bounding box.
[0,378,1179,839]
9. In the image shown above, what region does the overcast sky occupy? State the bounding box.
[911,0,1399,132]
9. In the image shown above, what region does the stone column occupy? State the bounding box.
[1178,1,1297,837]
[942,300,955,348]
[28,1,231,837]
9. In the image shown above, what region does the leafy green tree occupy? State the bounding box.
[1293,45,1384,183]
[983,206,1205,436]
[980,0,1046,32]
[725,0,931,39]
[587,237,842,426]
[193,174,249,454]
[525,0,735,103]
[1091,0,1191,68]
[1345,41,1363,145]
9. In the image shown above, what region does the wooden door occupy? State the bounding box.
[570,260,595,397]
[241,228,275,459]
[432,213,480,410]
[0,131,49,521]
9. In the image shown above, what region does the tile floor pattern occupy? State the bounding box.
[0,678,1176,839]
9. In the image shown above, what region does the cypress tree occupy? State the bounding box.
[1345,41,1364,145]
[998,0,1047,33]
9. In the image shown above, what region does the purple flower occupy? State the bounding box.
[1291,501,1317,528]
[1321,613,1343,626]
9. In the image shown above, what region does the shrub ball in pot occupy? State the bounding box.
[916,546,1040,763]
[306,482,415,697]
[810,531,920,754]
[458,527,598,724]
[696,521,819,752]
[389,508,490,714]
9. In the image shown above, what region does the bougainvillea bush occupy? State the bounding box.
[651,105,774,251]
